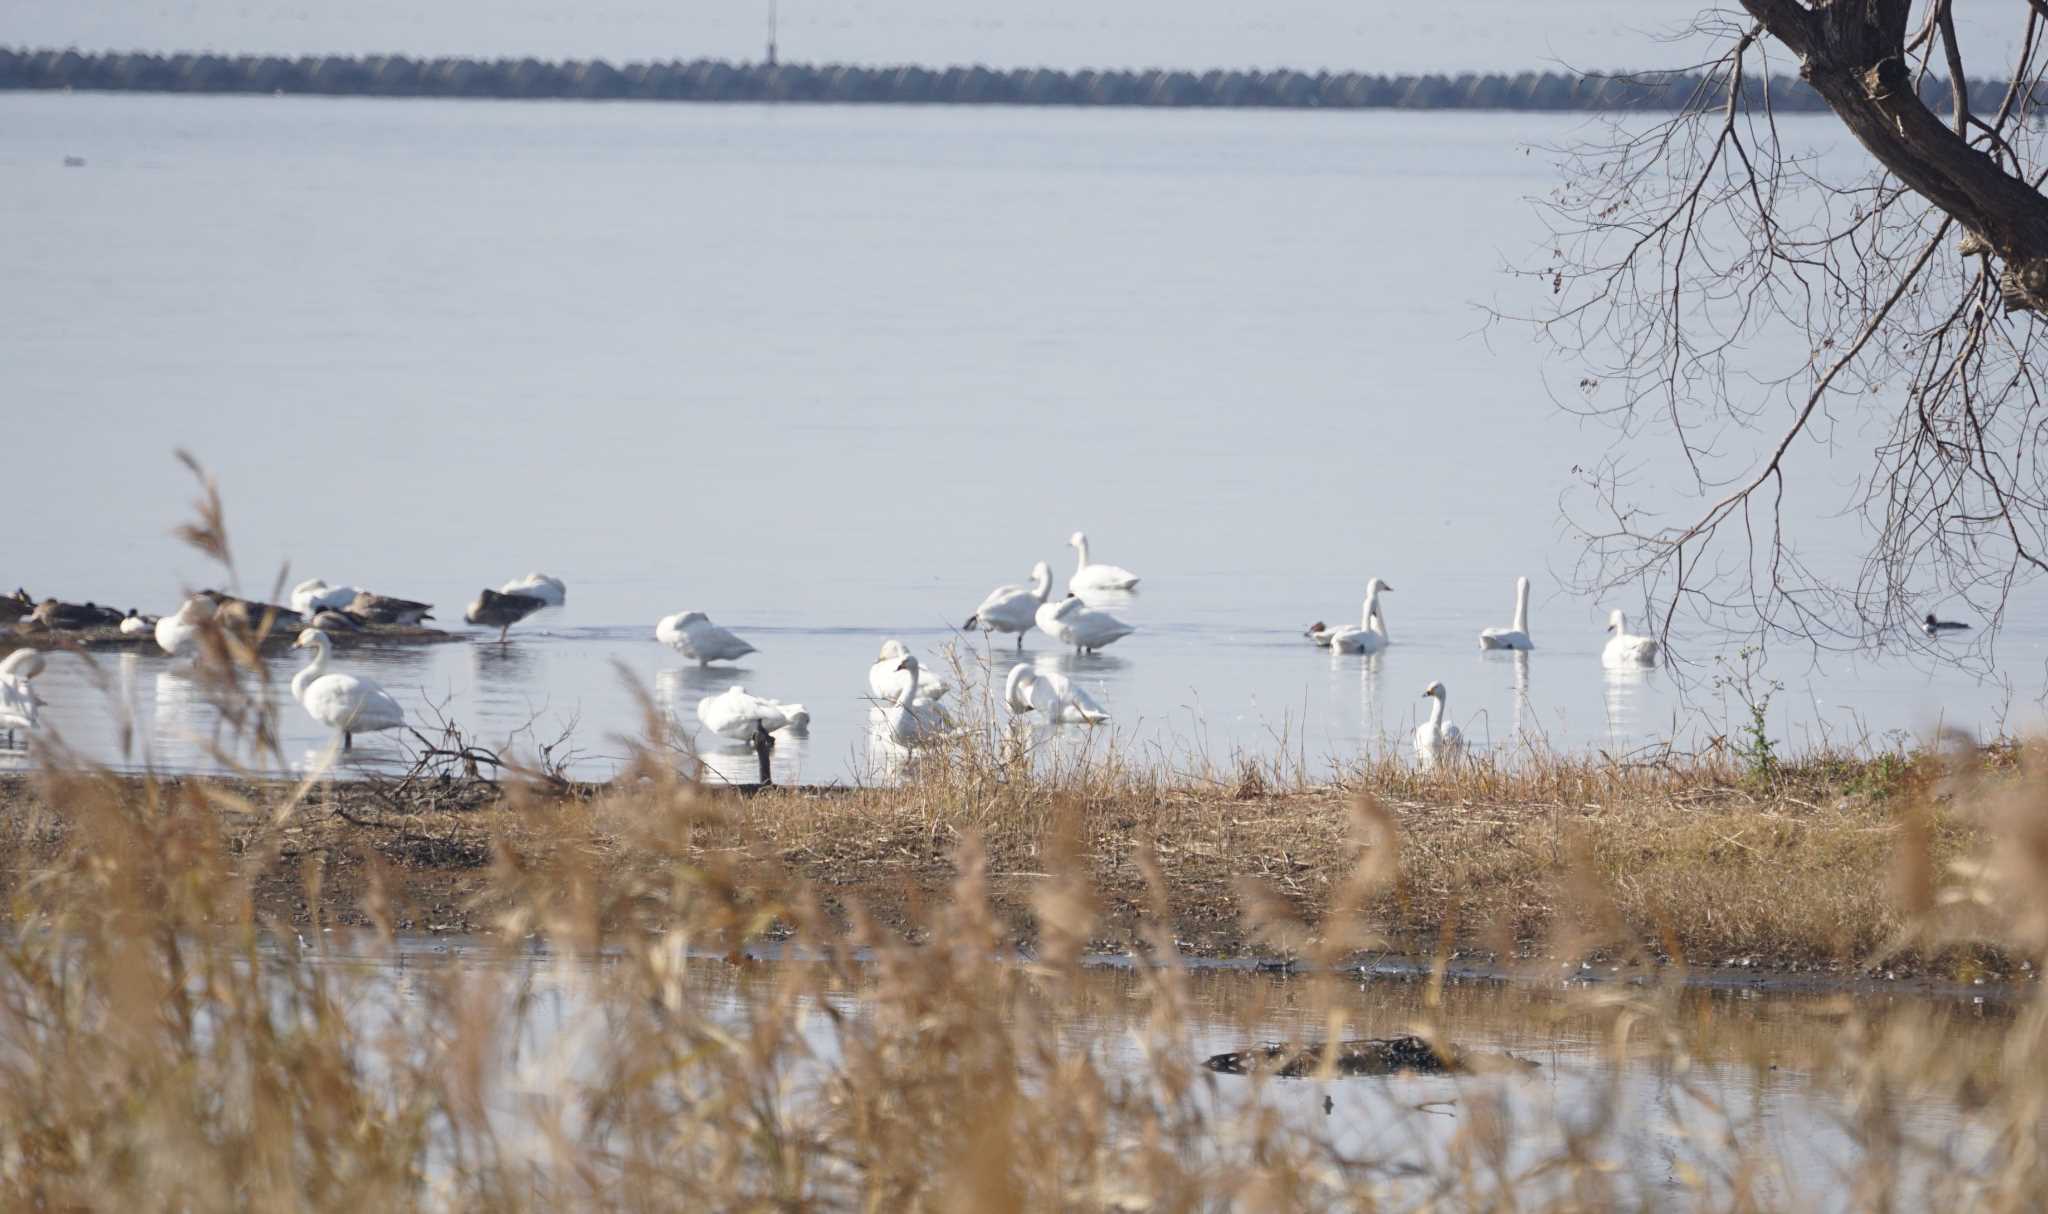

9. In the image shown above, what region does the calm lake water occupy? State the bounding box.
[3,93,2042,781]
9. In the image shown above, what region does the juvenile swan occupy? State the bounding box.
[964,561,1053,650]
[290,629,406,751]
[1478,576,1534,650]
[1067,532,1140,593]
[1035,594,1135,655]
[1325,579,1392,654]
[655,611,757,666]
[1601,610,1659,668]
[1413,680,1465,770]
[1004,663,1110,724]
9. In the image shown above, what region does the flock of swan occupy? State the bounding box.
[0,531,1689,775]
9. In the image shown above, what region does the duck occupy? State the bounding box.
[154,596,215,658]
[1324,579,1392,654]
[344,590,433,626]
[1921,612,1971,637]
[499,573,567,607]
[0,650,47,747]
[1004,662,1109,724]
[29,598,124,631]
[1478,576,1534,650]
[876,655,951,746]
[655,611,756,666]
[868,639,950,704]
[964,561,1053,650]
[1601,610,1659,667]
[1067,531,1140,593]
[1414,680,1465,770]
[289,579,362,616]
[289,628,406,751]
[695,684,808,784]
[465,588,545,643]
[1035,594,1135,655]
[117,608,154,637]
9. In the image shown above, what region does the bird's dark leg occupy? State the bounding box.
[1016,634,1024,652]
[344,731,353,752]
[499,625,509,644]
[753,722,775,785]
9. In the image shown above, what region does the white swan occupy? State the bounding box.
[655,611,757,666]
[964,561,1053,650]
[118,609,152,636]
[0,650,46,747]
[1414,680,1465,770]
[695,685,809,741]
[877,655,950,746]
[1004,663,1109,724]
[1067,532,1140,593]
[290,629,406,751]
[154,597,214,658]
[500,572,567,607]
[868,640,950,704]
[1478,576,1534,650]
[1035,595,1135,655]
[290,579,362,615]
[1325,579,1391,654]
[1601,609,1659,668]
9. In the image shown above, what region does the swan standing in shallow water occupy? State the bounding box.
[1325,579,1392,654]
[1067,532,1140,593]
[1601,610,1659,668]
[500,573,567,607]
[868,640,950,704]
[877,655,950,746]
[1004,663,1109,724]
[1413,680,1465,770]
[1479,576,1534,650]
[964,562,1053,650]
[1036,595,1135,655]
[290,629,406,751]
[0,651,47,747]
[696,685,808,783]
[155,597,214,659]
[656,611,757,666]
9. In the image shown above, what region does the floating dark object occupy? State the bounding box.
[1921,612,1970,636]
[1203,1034,1528,1079]
[62,155,85,167]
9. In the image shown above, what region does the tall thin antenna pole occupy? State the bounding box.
[766,0,779,65]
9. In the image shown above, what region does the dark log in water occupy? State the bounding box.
[2,47,2039,114]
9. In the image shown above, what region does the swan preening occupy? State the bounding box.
[696,685,809,783]
[500,573,567,608]
[154,596,215,659]
[1479,577,1533,650]
[1068,532,1140,593]
[118,609,153,636]
[868,640,950,705]
[0,650,47,747]
[290,628,406,751]
[656,611,756,666]
[1036,594,1135,655]
[1922,612,1970,637]
[1323,579,1392,654]
[1601,610,1659,668]
[1004,663,1109,724]
[964,562,1053,650]
[466,589,546,643]
[875,655,951,746]
[1413,680,1465,770]
[290,579,361,615]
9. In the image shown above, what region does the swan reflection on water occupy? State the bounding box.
[1602,662,1656,744]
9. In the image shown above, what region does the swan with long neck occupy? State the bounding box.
[0,650,47,748]
[1067,532,1140,593]
[1004,663,1110,724]
[965,561,1053,649]
[1479,577,1533,650]
[1413,680,1464,770]
[868,640,949,704]
[1325,579,1391,654]
[1601,610,1659,667]
[290,628,406,751]
[878,656,950,745]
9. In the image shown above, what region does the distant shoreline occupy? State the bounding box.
[4,46,2036,114]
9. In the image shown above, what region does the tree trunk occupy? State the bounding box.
[1742,0,2048,311]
